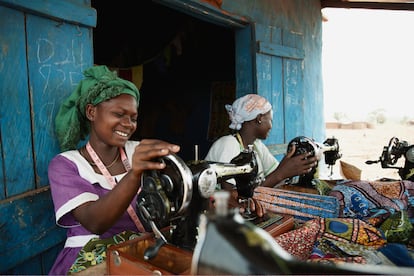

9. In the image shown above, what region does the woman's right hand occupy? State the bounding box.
[278,143,318,179]
[262,144,319,188]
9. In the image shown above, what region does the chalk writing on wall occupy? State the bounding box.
[36,38,86,96]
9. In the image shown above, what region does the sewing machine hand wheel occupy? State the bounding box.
[136,154,193,231]
[386,137,400,165]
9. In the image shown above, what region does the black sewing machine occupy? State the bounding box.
[285,136,342,187]
[135,145,262,256]
[366,136,414,181]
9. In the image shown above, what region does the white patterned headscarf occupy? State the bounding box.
[225,94,272,130]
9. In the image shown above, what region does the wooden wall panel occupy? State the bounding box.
[0,0,95,272]
[26,14,93,186]
[235,25,255,97]
[255,25,285,146]
[0,6,35,197]
[254,23,305,159]
[222,0,325,142]
[0,188,66,272]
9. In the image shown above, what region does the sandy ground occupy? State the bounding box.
[325,122,414,181]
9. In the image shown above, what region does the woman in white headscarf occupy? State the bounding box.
[205,94,318,189]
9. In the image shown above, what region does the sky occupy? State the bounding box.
[322,8,414,122]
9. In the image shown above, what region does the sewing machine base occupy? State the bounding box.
[107,232,192,275]
[106,213,294,275]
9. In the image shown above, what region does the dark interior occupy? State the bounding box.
[91,0,235,160]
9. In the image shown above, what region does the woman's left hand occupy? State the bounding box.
[130,139,180,178]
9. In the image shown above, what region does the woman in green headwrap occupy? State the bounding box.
[48,65,180,275]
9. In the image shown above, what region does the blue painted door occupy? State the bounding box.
[235,23,305,160]
[254,23,305,145]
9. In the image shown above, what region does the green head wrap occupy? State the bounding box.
[55,65,140,151]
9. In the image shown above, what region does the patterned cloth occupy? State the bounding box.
[274,217,414,267]
[329,180,411,218]
[68,230,141,274]
[253,187,339,221]
[328,180,414,243]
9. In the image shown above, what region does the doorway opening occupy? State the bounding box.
[91,0,236,160]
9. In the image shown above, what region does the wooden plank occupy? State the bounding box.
[0,188,66,272]
[284,58,304,141]
[26,13,94,186]
[282,30,304,140]
[0,6,35,197]
[5,255,42,275]
[254,24,285,146]
[5,241,64,274]
[42,242,64,273]
[257,41,305,60]
[235,25,255,96]
[153,0,249,28]
[254,24,305,144]
[0,0,96,27]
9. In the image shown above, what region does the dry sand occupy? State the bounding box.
[325,122,414,181]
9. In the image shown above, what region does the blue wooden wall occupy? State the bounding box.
[225,0,326,144]
[0,0,96,273]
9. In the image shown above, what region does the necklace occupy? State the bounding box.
[235,132,256,151]
[235,133,244,148]
[81,147,120,168]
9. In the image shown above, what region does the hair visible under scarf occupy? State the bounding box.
[226,94,272,130]
[55,65,140,151]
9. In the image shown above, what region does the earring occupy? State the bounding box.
[258,120,262,124]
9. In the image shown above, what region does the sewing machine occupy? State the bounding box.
[135,145,262,255]
[286,136,342,186]
[366,136,414,181]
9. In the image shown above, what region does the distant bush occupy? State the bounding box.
[368,109,386,124]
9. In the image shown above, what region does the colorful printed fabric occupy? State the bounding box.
[379,210,413,243]
[253,187,339,221]
[328,180,414,244]
[329,180,414,219]
[274,217,403,266]
[273,217,414,267]
[68,230,141,274]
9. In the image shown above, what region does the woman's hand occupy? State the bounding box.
[261,144,319,188]
[130,139,180,178]
[277,144,319,180]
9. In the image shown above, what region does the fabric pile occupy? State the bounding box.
[274,217,414,267]
[269,179,414,268]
